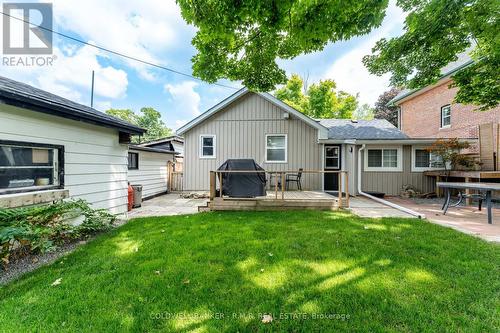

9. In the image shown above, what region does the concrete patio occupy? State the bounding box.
[127,193,499,243]
[127,193,208,218]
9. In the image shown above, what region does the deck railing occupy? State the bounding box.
[209,170,349,208]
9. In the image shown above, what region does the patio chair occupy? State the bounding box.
[286,168,303,190]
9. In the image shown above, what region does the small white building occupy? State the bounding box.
[138,135,184,171]
[127,145,177,199]
[0,76,145,214]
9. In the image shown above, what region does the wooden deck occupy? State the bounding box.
[209,191,340,211]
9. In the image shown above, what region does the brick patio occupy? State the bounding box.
[388,197,500,242]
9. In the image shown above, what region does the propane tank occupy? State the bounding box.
[127,182,134,211]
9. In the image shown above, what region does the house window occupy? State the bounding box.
[441,105,451,127]
[412,147,444,172]
[0,140,64,194]
[128,152,139,170]
[200,135,216,158]
[266,134,287,163]
[365,147,402,172]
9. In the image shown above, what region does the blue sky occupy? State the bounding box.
[0,0,406,131]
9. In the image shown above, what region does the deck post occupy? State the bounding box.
[209,171,216,200]
[219,172,223,199]
[338,172,343,208]
[345,172,349,207]
[281,172,285,200]
[275,172,278,199]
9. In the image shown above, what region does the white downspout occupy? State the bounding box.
[357,144,425,219]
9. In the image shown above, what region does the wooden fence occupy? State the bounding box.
[168,161,183,192]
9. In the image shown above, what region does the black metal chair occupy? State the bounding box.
[286,168,303,190]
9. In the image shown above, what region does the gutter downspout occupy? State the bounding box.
[357,144,425,219]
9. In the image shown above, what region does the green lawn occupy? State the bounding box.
[1,211,499,332]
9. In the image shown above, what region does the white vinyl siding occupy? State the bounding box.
[128,150,173,198]
[183,92,322,191]
[0,104,129,214]
[441,105,451,128]
[361,145,436,195]
[265,134,287,163]
[364,146,403,172]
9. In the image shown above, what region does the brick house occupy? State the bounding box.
[389,53,500,165]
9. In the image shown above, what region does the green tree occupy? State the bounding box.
[176,0,389,91]
[354,103,375,120]
[275,75,359,119]
[106,107,172,143]
[106,109,138,125]
[363,0,500,110]
[274,74,308,112]
[136,107,172,142]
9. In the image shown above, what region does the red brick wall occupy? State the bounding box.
[400,80,500,138]
[400,80,500,154]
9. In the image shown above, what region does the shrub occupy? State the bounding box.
[0,199,115,267]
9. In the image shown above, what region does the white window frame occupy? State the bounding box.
[199,134,216,159]
[265,134,287,163]
[411,146,445,172]
[440,105,451,128]
[364,146,403,172]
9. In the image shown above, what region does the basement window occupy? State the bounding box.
[0,140,64,194]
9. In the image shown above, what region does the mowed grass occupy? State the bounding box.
[1,211,499,332]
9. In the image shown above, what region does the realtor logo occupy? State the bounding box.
[2,3,53,54]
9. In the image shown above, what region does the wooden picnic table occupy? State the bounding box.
[437,182,500,224]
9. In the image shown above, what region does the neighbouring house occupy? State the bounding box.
[127,145,177,199]
[388,52,500,168]
[0,76,145,214]
[138,135,184,171]
[177,88,444,196]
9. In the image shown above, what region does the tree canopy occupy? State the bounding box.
[373,88,401,127]
[363,0,500,110]
[176,0,389,91]
[275,74,359,119]
[354,103,375,121]
[106,107,172,143]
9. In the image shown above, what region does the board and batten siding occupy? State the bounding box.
[361,145,435,196]
[128,150,173,198]
[183,93,322,191]
[0,104,129,214]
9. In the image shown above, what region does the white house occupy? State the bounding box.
[0,76,145,214]
[128,145,177,199]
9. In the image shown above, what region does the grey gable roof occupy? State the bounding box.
[319,119,408,140]
[0,76,145,135]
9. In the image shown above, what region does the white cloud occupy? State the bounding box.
[1,44,128,103]
[322,1,406,106]
[164,81,201,117]
[52,0,193,80]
